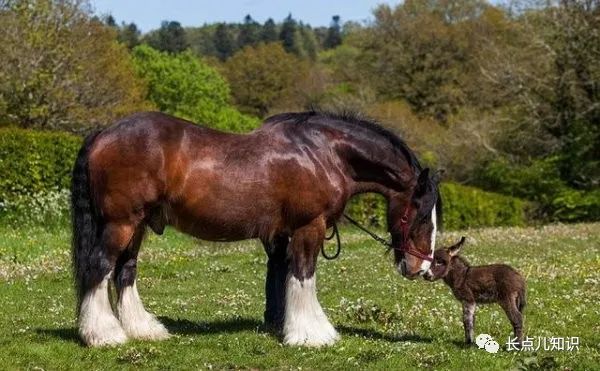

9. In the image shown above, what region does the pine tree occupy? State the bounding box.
[238,14,260,48]
[147,20,188,53]
[214,23,235,60]
[261,18,278,43]
[324,15,342,49]
[279,14,298,54]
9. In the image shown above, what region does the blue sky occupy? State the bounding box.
[91,0,402,32]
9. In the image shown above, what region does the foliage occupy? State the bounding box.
[355,1,489,122]
[223,43,308,116]
[345,183,527,230]
[131,45,258,132]
[0,128,81,203]
[324,15,342,49]
[0,0,150,131]
[476,157,600,222]
[0,189,70,229]
[440,183,527,230]
[144,20,188,54]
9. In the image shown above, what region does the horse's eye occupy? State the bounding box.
[435,259,445,266]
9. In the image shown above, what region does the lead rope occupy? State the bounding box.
[320,214,391,260]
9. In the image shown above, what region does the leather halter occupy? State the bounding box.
[331,208,434,263]
[395,208,434,262]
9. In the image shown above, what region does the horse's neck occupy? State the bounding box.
[338,136,414,197]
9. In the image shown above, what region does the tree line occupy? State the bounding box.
[0,0,598,222]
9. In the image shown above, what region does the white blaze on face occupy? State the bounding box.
[420,205,437,273]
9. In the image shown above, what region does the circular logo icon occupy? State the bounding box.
[484,340,500,353]
[476,333,493,349]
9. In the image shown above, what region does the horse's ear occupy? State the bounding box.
[413,168,430,200]
[448,236,466,256]
[433,168,445,184]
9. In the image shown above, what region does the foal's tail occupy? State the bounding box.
[71,131,102,312]
[517,288,527,313]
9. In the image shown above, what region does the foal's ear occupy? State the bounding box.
[448,236,466,256]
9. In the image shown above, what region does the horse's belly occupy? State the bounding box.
[166,194,281,242]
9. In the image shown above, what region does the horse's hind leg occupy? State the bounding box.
[114,224,169,340]
[283,216,339,347]
[263,234,289,333]
[78,223,133,346]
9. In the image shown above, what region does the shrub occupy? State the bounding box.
[0,128,81,203]
[345,183,527,230]
[0,189,70,228]
[440,183,527,230]
[475,157,600,222]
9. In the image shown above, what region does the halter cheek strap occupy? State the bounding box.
[396,208,434,262]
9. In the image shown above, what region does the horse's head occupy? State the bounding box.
[388,168,441,280]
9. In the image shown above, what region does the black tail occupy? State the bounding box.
[71,131,102,311]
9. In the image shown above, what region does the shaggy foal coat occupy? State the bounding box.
[424,237,526,345]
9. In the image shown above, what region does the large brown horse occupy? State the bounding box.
[71,111,440,347]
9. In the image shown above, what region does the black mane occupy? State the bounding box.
[265,110,422,172]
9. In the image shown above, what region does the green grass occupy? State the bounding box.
[1,223,599,370]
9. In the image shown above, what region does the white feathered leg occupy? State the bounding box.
[79,272,128,346]
[283,274,339,347]
[117,281,169,340]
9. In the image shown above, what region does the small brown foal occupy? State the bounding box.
[424,237,526,345]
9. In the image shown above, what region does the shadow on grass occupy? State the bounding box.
[35,318,263,344]
[35,327,81,343]
[338,325,433,343]
[158,316,263,336]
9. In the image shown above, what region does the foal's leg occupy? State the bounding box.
[462,302,475,344]
[263,234,289,333]
[283,217,339,347]
[114,226,169,340]
[78,223,132,346]
[501,296,523,345]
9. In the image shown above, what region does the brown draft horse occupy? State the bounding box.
[71,110,441,347]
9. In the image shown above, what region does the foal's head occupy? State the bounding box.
[423,237,466,281]
[389,168,441,279]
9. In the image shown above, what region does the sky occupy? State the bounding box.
[91,0,402,32]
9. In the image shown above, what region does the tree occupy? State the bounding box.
[357,1,489,122]
[261,18,278,42]
[223,43,307,116]
[0,0,149,131]
[238,14,260,48]
[146,20,188,53]
[131,45,257,132]
[324,15,342,49]
[279,14,298,54]
[118,22,140,49]
[213,23,235,60]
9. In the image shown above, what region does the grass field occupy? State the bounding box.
[0,223,599,370]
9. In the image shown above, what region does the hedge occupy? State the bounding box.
[0,128,82,203]
[0,128,527,230]
[346,183,527,230]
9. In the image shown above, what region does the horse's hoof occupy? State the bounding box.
[80,316,128,347]
[121,313,170,341]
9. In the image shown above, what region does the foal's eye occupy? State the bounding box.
[435,259,445,266]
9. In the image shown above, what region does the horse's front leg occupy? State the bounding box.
[283,216,339,347]
[263,234,289,333]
